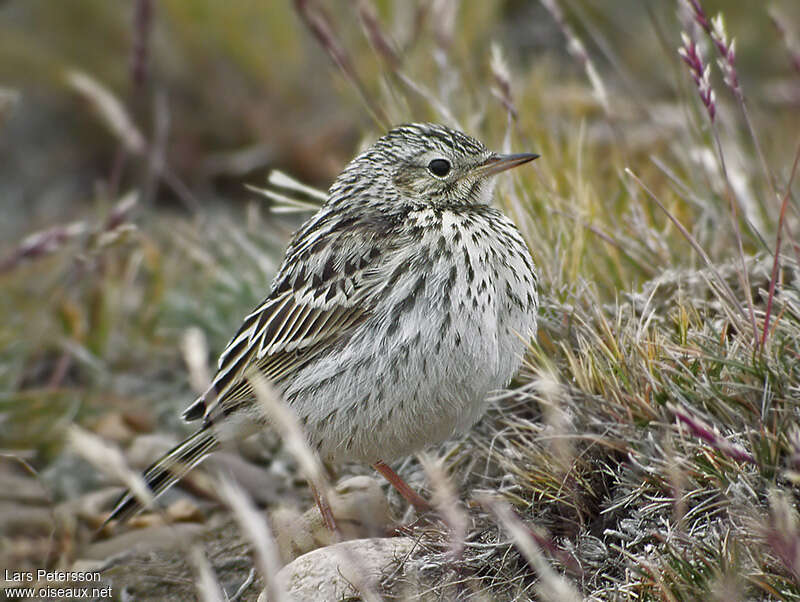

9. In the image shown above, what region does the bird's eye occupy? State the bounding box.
[427,158,451,177]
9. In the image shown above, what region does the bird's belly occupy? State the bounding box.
[283,307,497,463]
[283,214,537,464]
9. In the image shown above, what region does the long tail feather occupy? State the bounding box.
[104,426,218,526]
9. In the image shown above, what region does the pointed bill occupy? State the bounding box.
[473,152,539,178]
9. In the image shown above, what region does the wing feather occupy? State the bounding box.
[269,301,314,349]
[188,219,393,424]
[251,294,295,349]
[209,339,330,411]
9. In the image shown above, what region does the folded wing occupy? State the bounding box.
[183,213,393,424]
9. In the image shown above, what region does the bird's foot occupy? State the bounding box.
[373,460,432,514]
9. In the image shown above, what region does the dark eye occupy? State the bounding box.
[427,158,451,177]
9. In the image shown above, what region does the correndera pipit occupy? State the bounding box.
[107,123,539,529]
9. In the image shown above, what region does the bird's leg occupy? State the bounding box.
[310,482,338,531]
[373,460,432,512]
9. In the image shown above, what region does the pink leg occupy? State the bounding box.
[373,460,432,512]
[310,482,337,531]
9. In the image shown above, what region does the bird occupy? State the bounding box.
[106,122,539,529]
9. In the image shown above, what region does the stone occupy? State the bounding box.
[0,502,53,536]
[0,468,50,504]
[270,475,393,563]
[81,523,205,561]
[205,451,285,507]
[125,433,177,468]
[259,536,417,602]
[54,486,121,528]
[92,412,136,444]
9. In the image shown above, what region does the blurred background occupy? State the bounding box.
[2,0,797,236]
[1,0,800,599]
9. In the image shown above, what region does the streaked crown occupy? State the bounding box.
[329,123,496,208]
[327,123,537,211]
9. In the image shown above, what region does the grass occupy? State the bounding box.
[1,0,799,599]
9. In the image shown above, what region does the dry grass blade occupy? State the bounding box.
[625,168,745,320]
[550,208,655,276]
[130,0,153,90]
[105,190,139,230]
[0,189,138,273]
[67,71,201,214]
[293,0,388,128]
[490,43,517,121]
[0,86,20,125]
[357,0,400,69]
[419,452,468,560]
[668,403,756,464]
[218,477,286,602]
[0,221,87,273]
[190,546,226,602]
[767,489,800,581]
[762,142,800,348]
[769,6,800,75]
[267,170,327,201]
[480,495,582,602]
[247,370,332,510]
[181,326,211,394]
[539,0,610,114]
[245,184,321,214]
[394,70,460,127]
[67,425,153,513]
[65,70,145,155]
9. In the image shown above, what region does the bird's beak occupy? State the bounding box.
[472,152,539,178]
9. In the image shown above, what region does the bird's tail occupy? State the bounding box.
[104,426,219,526]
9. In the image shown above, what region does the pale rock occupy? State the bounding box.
[0,501,53,536]
[0,469,50,504]
[125,433,177,468]
[81,522,204,561]
[259,536,417,602]
[270,475,392,563]
[205,451,285,506]
[92,412,136,444]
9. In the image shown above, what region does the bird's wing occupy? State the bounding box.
[183,210,394,424]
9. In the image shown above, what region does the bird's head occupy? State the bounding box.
[329,123,538,209]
